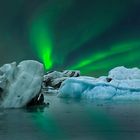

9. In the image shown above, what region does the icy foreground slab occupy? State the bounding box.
[58,66,140,100]
[0,60,44,108]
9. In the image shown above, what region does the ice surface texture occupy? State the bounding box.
[58,66,140,100]
[0,60,44,108]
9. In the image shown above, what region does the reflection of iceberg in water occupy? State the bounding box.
[58,66,140,100]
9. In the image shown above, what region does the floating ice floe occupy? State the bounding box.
[58,66,140,100]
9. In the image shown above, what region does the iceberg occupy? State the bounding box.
[0,60,44,108]
[1,61,140,108]
[42,70,80,93]
[58,66,140,100]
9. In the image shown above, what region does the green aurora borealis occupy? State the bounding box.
[0,0,140,76]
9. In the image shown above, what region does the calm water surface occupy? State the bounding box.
[1,95,140,140]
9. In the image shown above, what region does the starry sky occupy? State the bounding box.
[0,0,140,76]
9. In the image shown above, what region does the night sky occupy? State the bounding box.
[0,0,140,76]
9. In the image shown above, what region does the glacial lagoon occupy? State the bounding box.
[1,95,140,140]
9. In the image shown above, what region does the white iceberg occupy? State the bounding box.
[58,66,140,100]
[0,60,44,108]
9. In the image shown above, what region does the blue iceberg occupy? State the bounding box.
[58,66,140,100]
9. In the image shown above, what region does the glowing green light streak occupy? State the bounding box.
[81,48,140,74]
[29,0,75,69]
[30,19,53,70]
[54,0,131,63]
[70,40,140,70]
